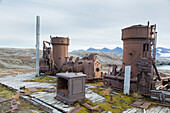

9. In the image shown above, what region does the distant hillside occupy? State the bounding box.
[72,47,170,58]
[0,48,169,71]
[0,48,42,69]
[69,51,123,67]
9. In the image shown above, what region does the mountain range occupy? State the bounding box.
[72,47,170,58]
[72,47,123,54]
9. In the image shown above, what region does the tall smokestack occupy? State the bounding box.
[35,16,40,77]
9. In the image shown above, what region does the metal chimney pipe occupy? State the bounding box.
[35,16,40,77]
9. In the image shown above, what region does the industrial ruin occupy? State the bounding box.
[39,36,102,80]
[1,19,170,113]
[55,73,86,104]
[103,22,170,100]
[39,36,70,75]
[38,22,170,105]
[103,22,158,94]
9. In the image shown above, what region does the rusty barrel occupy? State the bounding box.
[121,25,154,77]
[51,36,69,69]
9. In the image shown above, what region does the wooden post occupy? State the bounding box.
[36,16,40,77]
[124,66,131,95]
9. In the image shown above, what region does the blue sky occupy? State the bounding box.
[0,0,170,51]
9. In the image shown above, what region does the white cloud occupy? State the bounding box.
[0,0,170,51]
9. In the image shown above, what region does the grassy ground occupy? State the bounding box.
[24,76,57,83]
[22,76,165,113]
[23,76,137,113]
[1,70,169,113]
[0,84,47,113]
[73,82,137,113]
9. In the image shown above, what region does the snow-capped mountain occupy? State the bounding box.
[72,47,123,54]
[157,47,170,58]
[72,47,170,58]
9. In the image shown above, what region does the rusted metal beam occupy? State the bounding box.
[152,59,161,81]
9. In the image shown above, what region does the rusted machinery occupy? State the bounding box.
[51,36,69,69]
[61,53,102,80]
[39,36,69,75]
[39,41,54,74]
[55,73,86,104]
[103,22,161,95]
[39,36,102,80]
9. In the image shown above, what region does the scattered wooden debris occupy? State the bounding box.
[132,100,170,109]
[0,98,13,104]
[4,98,19,113]
[112,106,120,109]
[11,99,19,110]
[82,103,100,110]
[110,91,118,95]
[20,86,26,90]
[15,90,20,100]
[68,105,82,113]
[43,88,56,93]
[24,91,31,95]
[131,100,144,107]
[109,101,115,104]
[152,102,170,107]
[151,90,170,102]
[20,87,38,95]
[139,102,152,109]
[27,87,38,92]
[131,100,152,109]
[109,94,115,104]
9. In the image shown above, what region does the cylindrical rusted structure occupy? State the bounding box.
[51,36,69,69]
[121,25,155,78]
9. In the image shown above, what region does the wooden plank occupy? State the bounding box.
[68,105,82,113]
[139,102,152,109]
[152,102,170,107]
[122,108,134,113]
[159,107,169,113]
[123,66,131,95]
[82,103,99,110]
[168,108,170,113]
[131,100,144,107]
[150,106,163,113]
[146,106,157,113]
[135,108,142,113]
[128,108,140,113]
[0,98,13,104]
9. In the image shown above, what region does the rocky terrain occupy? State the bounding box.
[0,48,170,76]
[69,51,123,67]
[0,48,122,69]
[0,48,40,76]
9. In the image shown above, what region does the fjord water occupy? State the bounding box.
[157,65,170,71]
